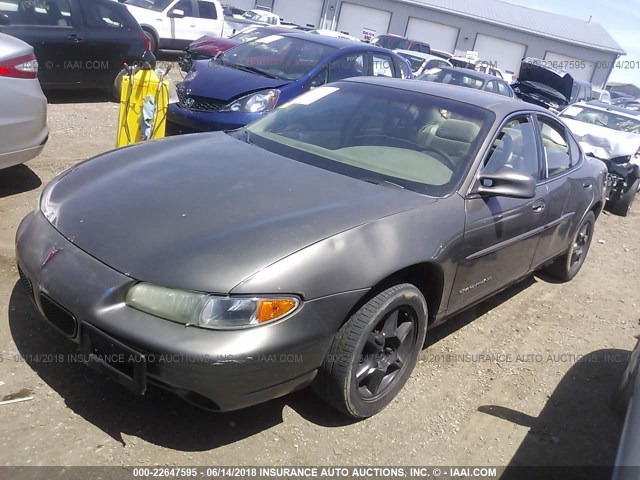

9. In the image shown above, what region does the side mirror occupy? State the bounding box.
[310,69,328,89]
[168,8,185,18]
[472,167,536,199]
[0,13,10,26]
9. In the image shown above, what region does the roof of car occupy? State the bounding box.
[583,101,640,117]
[426,66,504,82]
[341,77,547,114]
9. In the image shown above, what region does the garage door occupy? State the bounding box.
[227,0,256,11]
[273,0,324,28]
[544,52,595,82]
[336,3,391,41]
[405,18,458,53]
[473,34,526,77]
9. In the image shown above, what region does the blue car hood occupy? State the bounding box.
[183,61,291,102]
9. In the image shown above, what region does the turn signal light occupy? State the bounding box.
[256,299,298,323]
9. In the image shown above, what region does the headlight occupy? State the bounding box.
[222,89,280,113]
[125,283,299,330]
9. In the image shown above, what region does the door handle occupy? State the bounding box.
[532,199,546,213]
[67,34,84,42]
[583,182,593,190]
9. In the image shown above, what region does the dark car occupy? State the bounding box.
[512,58,593,112]
[168,32,412,133]
[17,78,606,418]
[179,25,294,73]
[417,66,515,97]
[370,33,430,54]
[612,336,640,480]
[0,0,148,95]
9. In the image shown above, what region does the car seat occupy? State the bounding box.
[419,119,480,168]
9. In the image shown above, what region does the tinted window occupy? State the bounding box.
[173,0,194,17]
[125,0,173,12]
[0,0,72,26]
[418,43,430,54]
[496,82,511,97]
[485,81,498,94]
[327,53,366,83]
[247,83,494,196]
[83,2,130,28]
[425,59,447,70]
[484,116,539,179]
[198,1,217,19]
[538,117,573,177]
[371,53,393,77]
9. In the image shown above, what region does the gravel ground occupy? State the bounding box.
[0,66,638,474]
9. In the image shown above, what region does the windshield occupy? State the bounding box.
[223,35,336,80]
[398,53,425,72]
[561,106,640,134]
[125,0,173,11]
[418,69,484,90]
[372,36,409,50]
[245,83,494,196]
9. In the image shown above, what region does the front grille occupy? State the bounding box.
[17,265,35,301]
[177,88,226,112]
[40,295,78,338]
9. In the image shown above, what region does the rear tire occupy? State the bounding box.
[544,211,595,282]
[610,178,640,217]
[312,284,427,418]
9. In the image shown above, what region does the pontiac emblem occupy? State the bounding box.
[41,246,61,269]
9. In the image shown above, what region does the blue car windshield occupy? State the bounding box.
[223,36,337,81]
[246,82,494,197]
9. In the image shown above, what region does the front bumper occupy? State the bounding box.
[16,211,364,411]
[167,102,264,133]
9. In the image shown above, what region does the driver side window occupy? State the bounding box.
[484,116,539,180]
[172,0,195,18]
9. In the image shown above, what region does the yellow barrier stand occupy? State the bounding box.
[116,67,170,148]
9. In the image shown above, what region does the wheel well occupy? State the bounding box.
[141,26,158,48]
[592,201,603,219]
[344,263,445,326]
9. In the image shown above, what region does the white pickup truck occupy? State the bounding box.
[123,0,286,53]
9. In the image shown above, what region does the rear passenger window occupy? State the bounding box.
[538,117,574,177]
[371,53,393,77]
[198,1,218,19]
[497,82,510,97]
[485,81,498,94]
[82,2,128,28]
[484,116,539,179]
[0,0,72,27]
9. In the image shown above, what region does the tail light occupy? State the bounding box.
[0,53,39,79]
[141,32,151,52]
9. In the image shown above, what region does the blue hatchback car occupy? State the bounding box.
[167,32,412,133]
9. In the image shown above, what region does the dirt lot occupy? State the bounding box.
[0,68,638,473]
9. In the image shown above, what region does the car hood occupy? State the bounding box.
[517,59,574,101]
[182,63,290,102]
[188,36,241,54]
[42,133,428,294]
[562,118,640,160]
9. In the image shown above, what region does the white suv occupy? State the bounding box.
[124,0,224,53]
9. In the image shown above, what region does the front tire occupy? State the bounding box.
[544,211,595,282]
[313,284,428,418]
[610,178,640,217]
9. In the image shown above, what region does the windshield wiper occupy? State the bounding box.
[226,63,278,79]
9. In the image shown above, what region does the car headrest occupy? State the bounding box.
[435,119,480,143]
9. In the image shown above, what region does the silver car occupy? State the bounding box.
[0,33,48,170]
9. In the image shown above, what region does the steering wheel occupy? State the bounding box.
[420,146,457,171]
